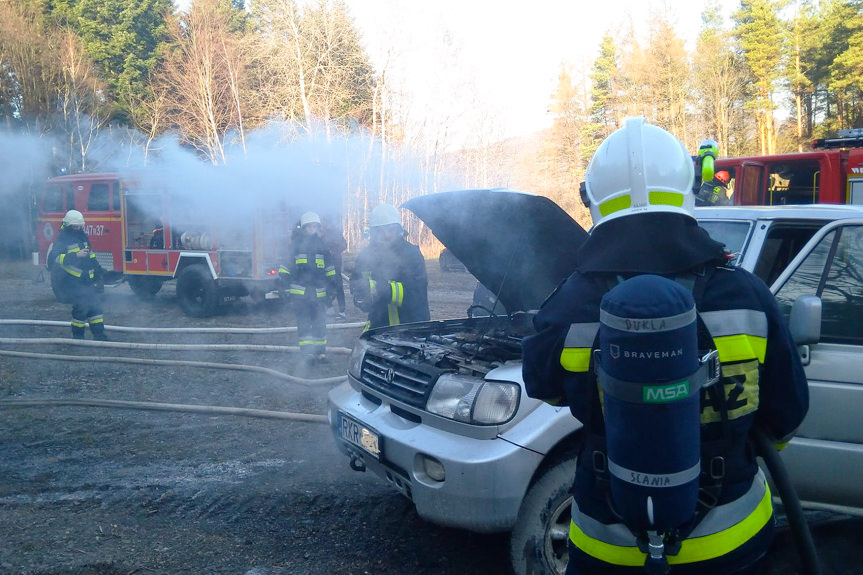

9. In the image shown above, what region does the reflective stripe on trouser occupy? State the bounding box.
[569,470,772,566]
[295,298,327,357]
[71,319,86,338]
[72,295,104,336]
[387,302,400,326]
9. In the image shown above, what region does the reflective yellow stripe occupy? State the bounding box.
[669,483,772,564]
[325,266,336,277]
[388,302,400,326]
[649,191,685,207]
[560,348,591,372]
[315,255,325,268]
[71,320,86,328]
[88,316,104,325]
[570,482,773,566]
[316,287,328,299]
[713,334,767,363]
[599,195,632,217]
[390,281,404,305]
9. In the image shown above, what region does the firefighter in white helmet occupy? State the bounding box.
[349,204,429,330]
[48,209,109,340]
[279,211,337,363]
[522,118,808,574]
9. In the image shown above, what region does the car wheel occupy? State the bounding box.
[510,457,576,575]
[176,264,218,317]
[127,275,163,298]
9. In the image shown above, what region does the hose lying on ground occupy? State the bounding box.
[0,398,328,423]
[0,319,366,333]
[0,349,347,387]
[0,337,351,354]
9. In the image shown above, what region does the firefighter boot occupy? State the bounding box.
[71,321,86,340]
[89,315,108,341]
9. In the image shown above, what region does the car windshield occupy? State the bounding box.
[698,220,752,264]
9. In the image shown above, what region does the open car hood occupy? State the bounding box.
[404,189,588,313]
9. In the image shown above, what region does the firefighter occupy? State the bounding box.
[522,118,809,575]
[49,209,109,340]
[349,204,430,331]
[321,214,348,319]
[282,212,337,363]
[696,170,731,206]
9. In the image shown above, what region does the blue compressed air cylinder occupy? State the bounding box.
[599,274,702,532]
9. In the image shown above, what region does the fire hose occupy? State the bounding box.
[751,427,823,575]
[0,318,366,333]
[0,318,359,420]
[0,398,327,423]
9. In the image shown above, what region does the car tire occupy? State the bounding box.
[176,264,218,317]
[509,457,576,575]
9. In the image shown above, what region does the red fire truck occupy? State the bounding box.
[714,129,863,206]
[35,172,298,317]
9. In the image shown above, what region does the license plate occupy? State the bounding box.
[339,412,381,459]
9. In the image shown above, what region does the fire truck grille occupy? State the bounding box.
[361,355,433,408]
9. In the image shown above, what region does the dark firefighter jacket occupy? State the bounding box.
[49,226,104,303]
[279,233,337,302]
[696,178,730,206]
[521,213,809,569]
[350,236,430,329]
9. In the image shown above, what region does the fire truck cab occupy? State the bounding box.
[36,172,296,317]
[714,129,863,206]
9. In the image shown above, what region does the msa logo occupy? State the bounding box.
[643,381,690,403]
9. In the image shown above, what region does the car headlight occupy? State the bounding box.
[348,338,369,379]
[426,373,520,425]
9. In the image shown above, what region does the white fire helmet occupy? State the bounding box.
[584,117,695,228]
[62,209,85,228]
[300,211,321,227]
[368,204,402,228]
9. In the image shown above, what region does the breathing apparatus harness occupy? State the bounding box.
[584,265,737,575]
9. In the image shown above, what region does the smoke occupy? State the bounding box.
[0,119,469,260]
[0,132,55,258]
[0,131,53,195]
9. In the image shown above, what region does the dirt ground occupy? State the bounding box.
[1,258,862,575]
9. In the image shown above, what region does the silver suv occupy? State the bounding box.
[327,192,863,575]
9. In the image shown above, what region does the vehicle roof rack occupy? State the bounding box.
[812,128,863,149]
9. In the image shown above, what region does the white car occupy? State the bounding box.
[328,191,863,575]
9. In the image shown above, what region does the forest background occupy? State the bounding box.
[1,0,862,259]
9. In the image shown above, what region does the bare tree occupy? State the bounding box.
[0,1,63,136]
[57,31,110,172]
[158,0,249,164]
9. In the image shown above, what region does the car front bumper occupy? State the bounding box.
[327,380,544,533]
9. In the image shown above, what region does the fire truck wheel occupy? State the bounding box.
[177,264,218,317]
[127,276,163,298]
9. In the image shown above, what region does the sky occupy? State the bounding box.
[345,0,743,138]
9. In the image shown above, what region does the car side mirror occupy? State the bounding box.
[789,295,822,346]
